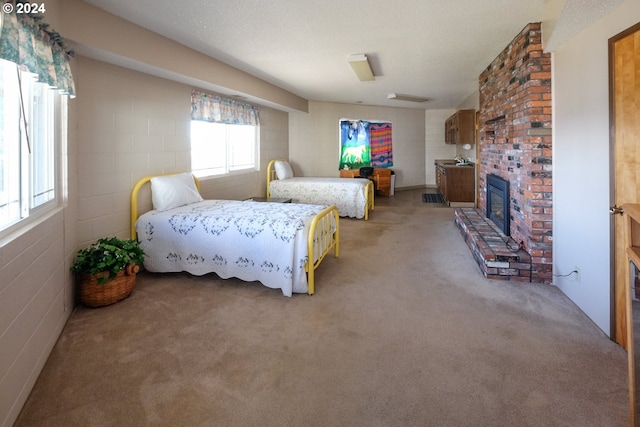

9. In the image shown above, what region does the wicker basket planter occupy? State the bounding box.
[79,264,140,307]
[71,237,145,308]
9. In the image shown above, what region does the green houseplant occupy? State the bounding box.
[71,237,145,307]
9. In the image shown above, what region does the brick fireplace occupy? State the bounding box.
[456,23,553,284]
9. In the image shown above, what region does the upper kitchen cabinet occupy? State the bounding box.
[444,109,476,145]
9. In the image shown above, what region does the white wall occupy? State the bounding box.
[289,102,426,189]
[552,0,640,336]
[425,109,456,186]
[0,212,73,427]
[455,90,480,163]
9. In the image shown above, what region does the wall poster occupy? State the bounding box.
[339,119,393,171]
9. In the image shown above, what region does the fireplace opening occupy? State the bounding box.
[486,174,510,236]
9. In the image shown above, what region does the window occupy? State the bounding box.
[190,90,260,177]
[190,120,258,177]
[0,58,66,232]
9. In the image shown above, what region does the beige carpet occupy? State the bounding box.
[15,189,630,426]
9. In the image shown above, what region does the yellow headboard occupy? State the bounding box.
[130,173,201,240]
[266,158,287,198]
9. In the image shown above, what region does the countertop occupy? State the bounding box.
[435,159,475,168]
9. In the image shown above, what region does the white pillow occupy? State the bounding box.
[274,160,294,180]
[151,173,203,211]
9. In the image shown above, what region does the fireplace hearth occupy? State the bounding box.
[454,208,532,282]
[486,174,510,236]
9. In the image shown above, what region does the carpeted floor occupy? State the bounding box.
[14,189,630,427]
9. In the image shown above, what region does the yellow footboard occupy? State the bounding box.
[306,205,340,295]
[364,180,375,220]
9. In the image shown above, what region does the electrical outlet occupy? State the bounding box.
[574,266,581,283]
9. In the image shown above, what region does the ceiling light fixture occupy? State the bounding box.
[348,54,375,82]
[387,93,432,103]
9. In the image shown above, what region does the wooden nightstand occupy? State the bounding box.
[339,168,393,197]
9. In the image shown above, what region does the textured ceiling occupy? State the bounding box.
[80,0,625,110]
[544,0,627,51]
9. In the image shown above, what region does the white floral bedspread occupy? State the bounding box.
[135,200,328,296]
[269,177,368,219]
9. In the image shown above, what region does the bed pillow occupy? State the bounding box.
[151,173,203,211]
[274,160,294,180]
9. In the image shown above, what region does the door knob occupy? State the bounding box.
[610,205,624,215]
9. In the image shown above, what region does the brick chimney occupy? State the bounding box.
[478,23,552,284]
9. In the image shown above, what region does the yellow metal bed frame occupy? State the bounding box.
[130,174,201,240]
[266,158,374,220]
[130,173,339,295]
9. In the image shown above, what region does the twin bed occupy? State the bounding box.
[266,159,374,220]
[131,172,339,296]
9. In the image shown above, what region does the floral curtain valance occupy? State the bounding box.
[191,90,259,125]
[0,4,76,97]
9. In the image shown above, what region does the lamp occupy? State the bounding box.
[348,54,375,82]
[387,93,432,103]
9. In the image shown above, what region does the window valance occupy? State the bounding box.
[191,90,259,126]
[0,4,76,97]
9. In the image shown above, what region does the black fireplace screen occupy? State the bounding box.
[486,174,510,236]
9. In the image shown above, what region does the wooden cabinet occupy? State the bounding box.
[340,168,393,197]
[374,168,392,197]
[435,160,475,203]
[623,203,640,426]
[624,204,640,271]
[445,109,476,145]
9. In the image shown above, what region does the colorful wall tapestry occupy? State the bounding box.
[339,119,393,170]
[369,122,393,167]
